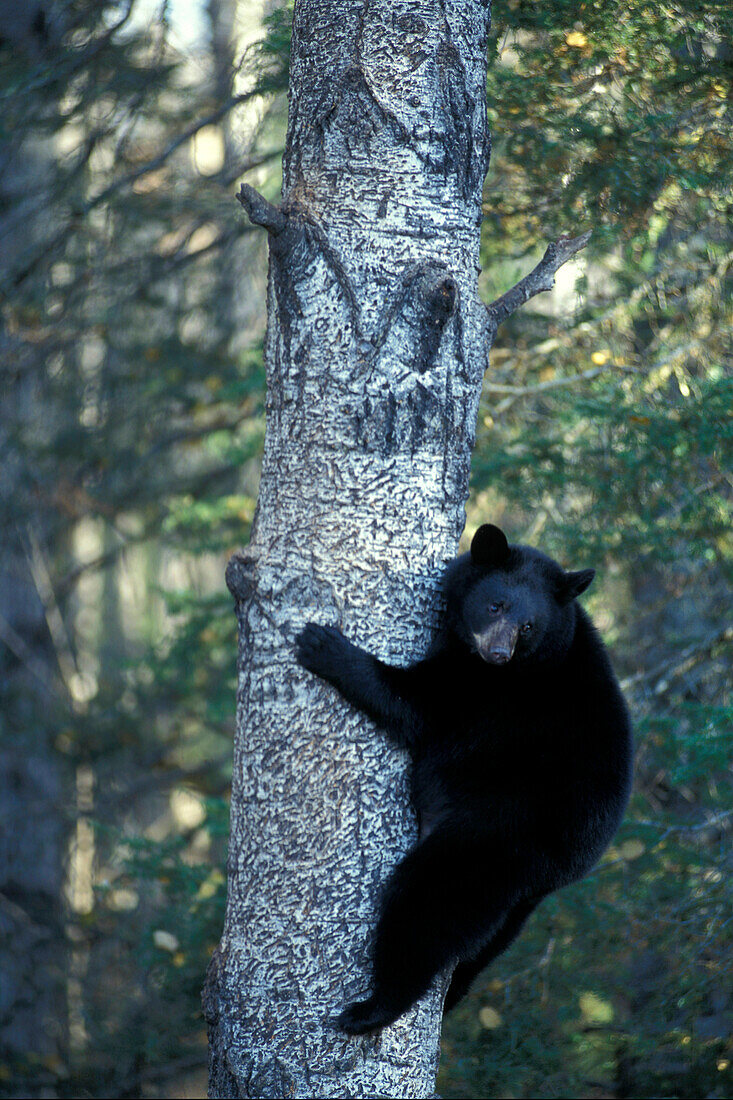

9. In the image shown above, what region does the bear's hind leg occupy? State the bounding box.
[444,897,540,1013]
[339,920,455,1035]
[339,834,513,1034]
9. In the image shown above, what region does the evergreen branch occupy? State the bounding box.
[484,363,610,396]
[103,754,233,808]
[485,241,731,373]
[487,230,592,325]
[620,626,732,692]
[1,91,261,293]
[633,810,733,835]
[0,613,61,697]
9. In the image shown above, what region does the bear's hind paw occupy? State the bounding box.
[338,997,397,1035]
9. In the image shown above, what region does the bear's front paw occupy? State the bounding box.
[295,622,350,682]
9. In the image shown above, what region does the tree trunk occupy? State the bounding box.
[204,1,585,1095]
[0,125,70,1090]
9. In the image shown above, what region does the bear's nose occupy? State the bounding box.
[474,627,518,664]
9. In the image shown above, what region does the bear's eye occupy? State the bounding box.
[520,622,532,635]
[489,602,501,613]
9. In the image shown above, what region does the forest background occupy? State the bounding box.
[1,1,731,1097]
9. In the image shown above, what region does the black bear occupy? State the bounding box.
[296,524,633,1035]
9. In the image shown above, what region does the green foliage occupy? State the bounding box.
[108,798,228,1036]
[59,799,230,1096]
[472,371,732,564]
[482,0,733,251]
[244,2,293,99]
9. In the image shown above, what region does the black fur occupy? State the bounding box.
[296,524,633,1034]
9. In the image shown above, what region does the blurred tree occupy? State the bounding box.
[0,146,69,1083]
[0,0,270,1094]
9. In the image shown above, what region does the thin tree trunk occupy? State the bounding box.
[0,107,71,1087]
[204,1,586,1095]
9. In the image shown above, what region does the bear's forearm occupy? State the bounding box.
[296,623,422,750]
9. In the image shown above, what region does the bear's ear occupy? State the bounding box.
[470,524,510,568]
[557,568,595,604]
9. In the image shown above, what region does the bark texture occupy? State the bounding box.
[204,2,493,1095]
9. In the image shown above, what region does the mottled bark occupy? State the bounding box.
[204,2,586,1096]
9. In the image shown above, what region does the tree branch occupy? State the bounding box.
[236,183,287,235]
[0,613,61,697]
[2,91,262,293]
[487,230,592,325]
[620,626,732,692]
[484,363,613,397]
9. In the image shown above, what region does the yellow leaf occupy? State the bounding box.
[566,31,588,47]
[153,930,179,952]
[579,992,614,1024]
[478,1006,503,1029]
[197,869,225,900]
[591,349,611,365]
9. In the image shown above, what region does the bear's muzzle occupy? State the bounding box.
[473,622,519,665]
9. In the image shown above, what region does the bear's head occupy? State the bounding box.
[445,524,595,666]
